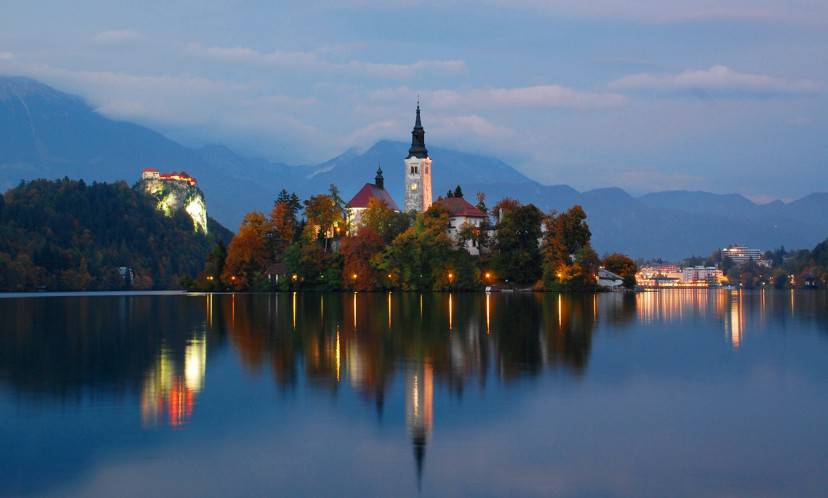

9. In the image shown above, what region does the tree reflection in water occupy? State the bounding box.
[3,290,827,485]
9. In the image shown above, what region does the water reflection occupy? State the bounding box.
[140,335,206,427]
[2,290,828,497]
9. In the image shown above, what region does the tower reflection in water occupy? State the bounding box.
[5,289,820,485]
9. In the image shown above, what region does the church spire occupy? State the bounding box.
[375,163,384,190]
[407,100,428,159]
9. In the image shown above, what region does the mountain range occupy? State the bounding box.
[2,75,826,260]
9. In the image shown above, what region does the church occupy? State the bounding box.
[345,103,488,254]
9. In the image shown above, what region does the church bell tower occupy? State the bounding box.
[403,101,432,213]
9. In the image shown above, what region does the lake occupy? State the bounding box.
[1,290,827,497]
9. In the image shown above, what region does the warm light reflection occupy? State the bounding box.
[557,294,563,330]
[485,292,491,335]
[448,293,453,332]
[353,292,358,330]
[292,291,297,330]
[141,334,206,428]
[724,290,744,350]
[407,362,434,477]
[387,292,392,329]
[335,328,341,383]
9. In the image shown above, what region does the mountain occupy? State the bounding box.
[0,76,296,228]
[2,75,828,260]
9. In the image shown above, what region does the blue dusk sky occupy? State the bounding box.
[1,0,826,200]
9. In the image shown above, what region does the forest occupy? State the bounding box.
[193,186,639,292]
[0,178,231,291]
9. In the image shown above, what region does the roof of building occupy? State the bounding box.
[598,268,623,280]
[434,196,487,218]
[142,167,159,173]
[346,183,399,211]
[407,102,428,159]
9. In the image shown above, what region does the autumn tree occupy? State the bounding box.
[269,189,301,259]
[602,253,637,289]
[378,205,455,290]
[541,205,599,290]
[340,227,385,291]
[303,194,344,252]
[222,212,270,289]
[361,197,412,244]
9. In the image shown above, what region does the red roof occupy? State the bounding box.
[142,167,159,173]
[346,183,399,210]
[434,196,487,218]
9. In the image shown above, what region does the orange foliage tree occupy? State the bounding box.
[222,212,270,288]
[340,227,385,291]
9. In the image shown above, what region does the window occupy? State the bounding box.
[410,183,418,191]
[425,166,429,174]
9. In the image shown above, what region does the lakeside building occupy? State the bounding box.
[433,195,488,256]
[345,166,399,232]
[597,268,624,289]
[637,264,724,287]
[722,245,770,267]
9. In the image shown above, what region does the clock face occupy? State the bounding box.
[410,183,418,191]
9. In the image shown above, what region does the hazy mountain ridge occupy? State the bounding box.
[1,76,826,259]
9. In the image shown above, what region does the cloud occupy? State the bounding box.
[0,51,13,61]
[371,85,626,110]
[322,0,828,24]
[184,42,466,79]
[93,29,143,45]
[609,65,821,97]
[432,114,516,139]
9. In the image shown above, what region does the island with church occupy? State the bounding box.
[192,103,636,292]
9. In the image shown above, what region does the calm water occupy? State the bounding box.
[1,290,827,497]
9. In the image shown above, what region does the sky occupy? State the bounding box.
[1,0,826,201]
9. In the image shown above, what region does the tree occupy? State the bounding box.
[377,206,454,290]
[303,194,344,252]
[269,189,301,259]
[222,212,269,289]
[361,197,411,244]
[491,201,543,285]
[453,185,463,198]
[341,227,385,291]
[602,253,637,289]
[541,205,598,290]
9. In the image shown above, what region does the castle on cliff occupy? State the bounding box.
[140,168,208,234]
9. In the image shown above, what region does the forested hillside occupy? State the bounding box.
[0,179,231,291]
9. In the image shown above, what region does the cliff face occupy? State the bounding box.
[140,175,208,234]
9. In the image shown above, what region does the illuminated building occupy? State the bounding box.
[139,168,208,233]
[432,195,487,255]
[636,264,724,288]
[345,165,399,232]
[404,101,433,213]
[722,245,769,267]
